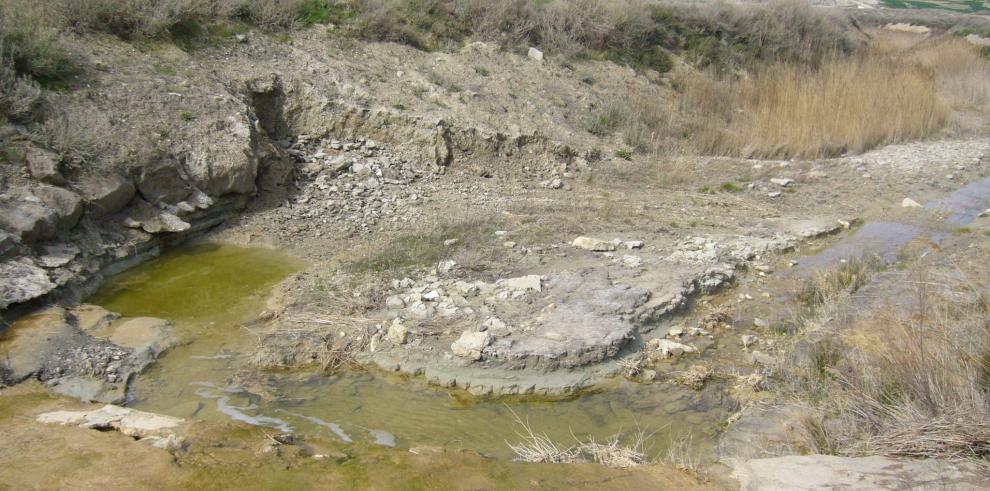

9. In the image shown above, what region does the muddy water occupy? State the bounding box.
[90,243,726,461]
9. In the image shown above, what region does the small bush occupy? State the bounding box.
[0,1,75,83]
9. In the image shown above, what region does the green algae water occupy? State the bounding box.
[90,243,726,461]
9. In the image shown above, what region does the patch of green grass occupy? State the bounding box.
[180,111,196,122]
[616,149,633,161]
[299,0,356,27]
[720,182,743,193]
[955,226,974,234]
[153,62,176,77]
[391,103,407,110]
[348,221,493,276]
[698,186,714,194]
[474,66,490,77]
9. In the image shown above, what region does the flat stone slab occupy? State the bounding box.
[484,270,647,369]
[732,455,988,490]
[37,404,184,439]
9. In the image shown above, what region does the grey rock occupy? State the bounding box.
[770,178,794,187]
[33,185,83,231]
[26,148,65,185]
[0,199,57,243]
[527,47,544,61]
[134,160,190,204]
[37,242,80,268]
[77,173,136,216]
[0,258,55,309]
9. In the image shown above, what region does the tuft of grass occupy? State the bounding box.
[797,255,884,310]
[585,101,625,137]
[179,111,196,121]
[473,65,490,77]
[719,182,743,193]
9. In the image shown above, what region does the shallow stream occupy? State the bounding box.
[90,243,727,460]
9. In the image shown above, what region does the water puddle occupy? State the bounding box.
[797,175,990,268]
[89,243,726,461]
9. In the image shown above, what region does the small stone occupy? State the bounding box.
[767,191,782,198]
[527,47,544,62]
[422,290,441,301]
[666,327,684,338]
[620,255,643,268]
[901,198,923,208]
[625,240,644,249]
[387,322,408,345]
[770,178,794,187]
[436,259,457,275]
[443,238,459,246]
[978,209,989,218]
[450,330,492,360]
[753,318,769,328]
[741,334,759,348]
[385,295,405,309]
[503,241,517,248]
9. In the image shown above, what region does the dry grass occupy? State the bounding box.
[790,266,990,461]
[904,36,990,111]
[681,31,990,159]
[684,52,948,159]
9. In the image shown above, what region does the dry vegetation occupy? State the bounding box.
[676,30,990,159]
[783,263,990,462]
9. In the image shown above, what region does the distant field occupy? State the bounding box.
[883,0,989,13]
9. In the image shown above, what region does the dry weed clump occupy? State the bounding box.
[791,269,990,462]
[506,408,653,468]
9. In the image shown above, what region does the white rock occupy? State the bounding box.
[767,191,782,198]
[620,255,643,268]
[625,240,644,249]
[387,322,408,345]
[450,330,492,360]
[650,339,697,358]
[497,275,542,292]
[770,178,794,187]
[436,259,457,275]
[978,209,989,218]
[572,236,615,252]
[527,47,544,62]
[901,198,923,208]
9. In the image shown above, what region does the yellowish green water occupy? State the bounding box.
[90,243,726,461]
